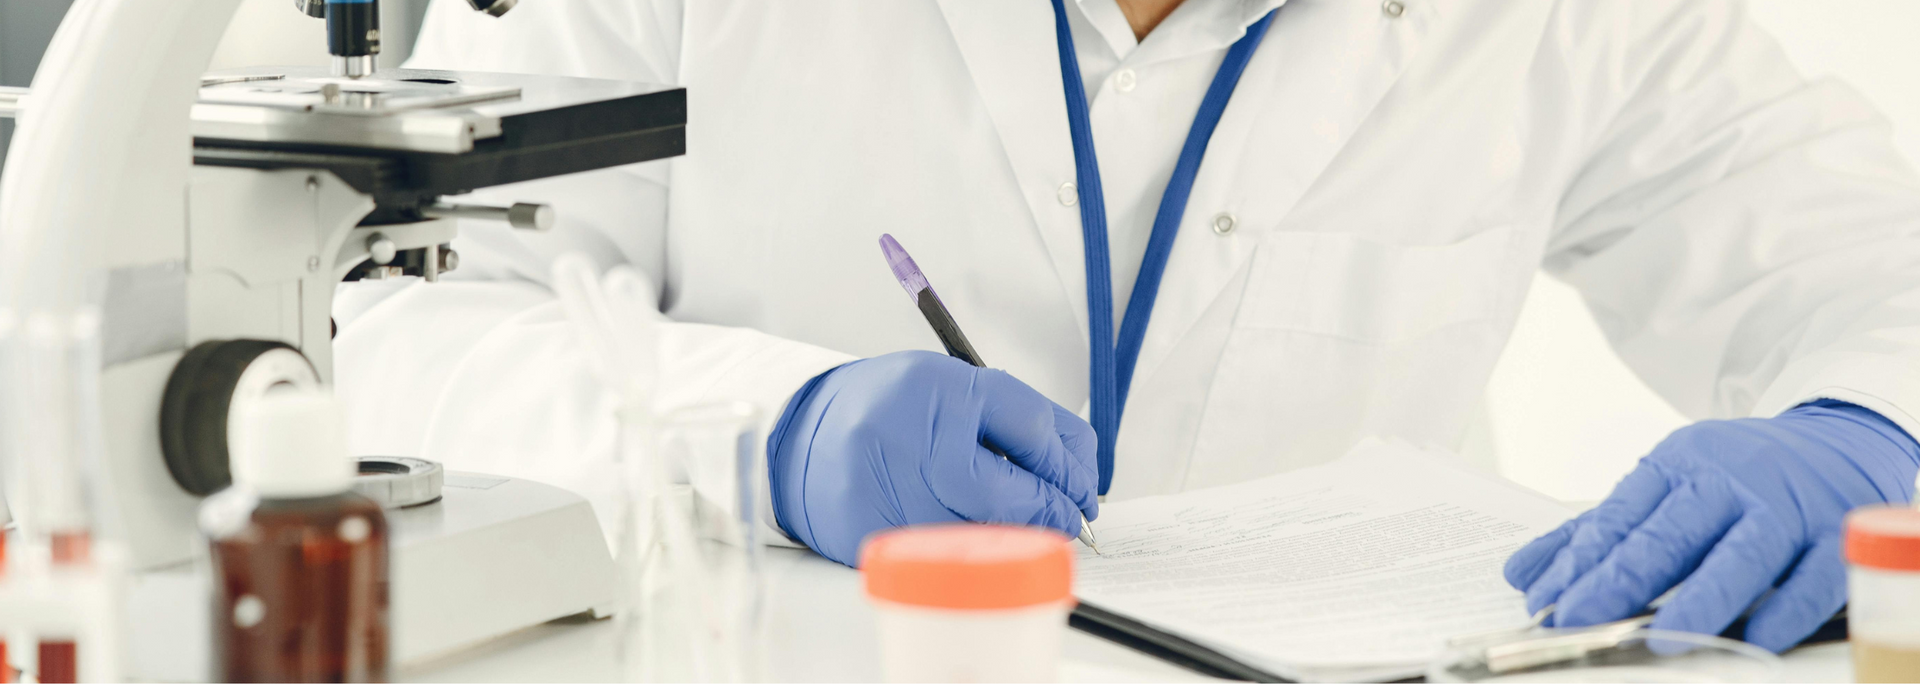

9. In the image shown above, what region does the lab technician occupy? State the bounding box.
[334,0,1920,653]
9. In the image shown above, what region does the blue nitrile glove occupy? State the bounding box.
[766,350,1100,566]
[1504,400,1920,651]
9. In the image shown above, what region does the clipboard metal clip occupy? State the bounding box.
[1444,605,1657,674]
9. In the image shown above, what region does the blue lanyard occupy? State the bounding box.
[1049,0,1278,494]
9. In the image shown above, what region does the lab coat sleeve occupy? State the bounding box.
[1539,0,1920,440]
[332,0,853,547]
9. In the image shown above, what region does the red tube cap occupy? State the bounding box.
[861,524,1074,610]
[1846,505,1920,571]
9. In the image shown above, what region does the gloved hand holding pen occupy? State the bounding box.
[766,351,1100,567]
[1503,400,1920,652]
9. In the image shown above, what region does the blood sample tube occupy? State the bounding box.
[1,314,101,684]
[35,643,75,684]
[34,530,90,684]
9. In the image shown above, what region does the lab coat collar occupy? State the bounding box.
[1074,0,1140,60]
[1176,0,1292,62]
[1074,0,1291,69]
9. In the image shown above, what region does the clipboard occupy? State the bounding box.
[1071,601,1294,682]
[1070,601,1849,683]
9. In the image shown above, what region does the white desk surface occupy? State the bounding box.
[403,546,1854,683]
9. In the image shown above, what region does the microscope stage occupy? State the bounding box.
[197,73,524,120]
[190,67,685,199]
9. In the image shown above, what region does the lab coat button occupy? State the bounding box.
[1212,212,1237,235]
[1382,0,1405,17]
[1058,182,1079,207]
[1114,69,1138,93]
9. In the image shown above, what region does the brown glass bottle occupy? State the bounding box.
[208,491,389,683]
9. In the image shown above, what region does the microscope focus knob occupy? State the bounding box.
[367,233,398,265]
[422,201,555,232]
[507,203,555,232]
[160,340,322,496]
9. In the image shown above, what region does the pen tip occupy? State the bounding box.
[877,233,930,300]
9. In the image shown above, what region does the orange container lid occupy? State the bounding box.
[1846,505,1920,571]
[861,523,1074,610]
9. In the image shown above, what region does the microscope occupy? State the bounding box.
[0,0,682,678]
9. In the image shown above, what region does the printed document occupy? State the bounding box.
[1076,439,1574,680]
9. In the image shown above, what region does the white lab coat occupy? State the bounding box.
[335,0,1920,539]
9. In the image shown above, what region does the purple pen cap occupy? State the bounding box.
[879,234,935,303]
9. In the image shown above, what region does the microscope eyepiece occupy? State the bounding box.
[466,0,518,17]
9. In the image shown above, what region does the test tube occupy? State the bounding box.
[0,309,114,684]
[6,311,99,548]
[672,402,766,683]
[618,402,765,683]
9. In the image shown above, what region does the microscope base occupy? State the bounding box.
[125,472,618,681]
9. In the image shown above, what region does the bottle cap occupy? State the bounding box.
[1846,505,1920,571]
[231,391,354,498]
[860,524,1073,610]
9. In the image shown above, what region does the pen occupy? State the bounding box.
[878,234,1102,554]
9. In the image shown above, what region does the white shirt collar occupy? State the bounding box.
[1073,0,1287,66]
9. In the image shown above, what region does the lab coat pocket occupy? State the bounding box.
[1233,225,1519,342]
[1183,225,1522,489]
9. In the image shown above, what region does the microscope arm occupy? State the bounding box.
[0,0,242,317]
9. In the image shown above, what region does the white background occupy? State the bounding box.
[209,0,1920,502]
[1487,1,1920,501]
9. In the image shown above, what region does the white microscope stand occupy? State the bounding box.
[0,3,623,680]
